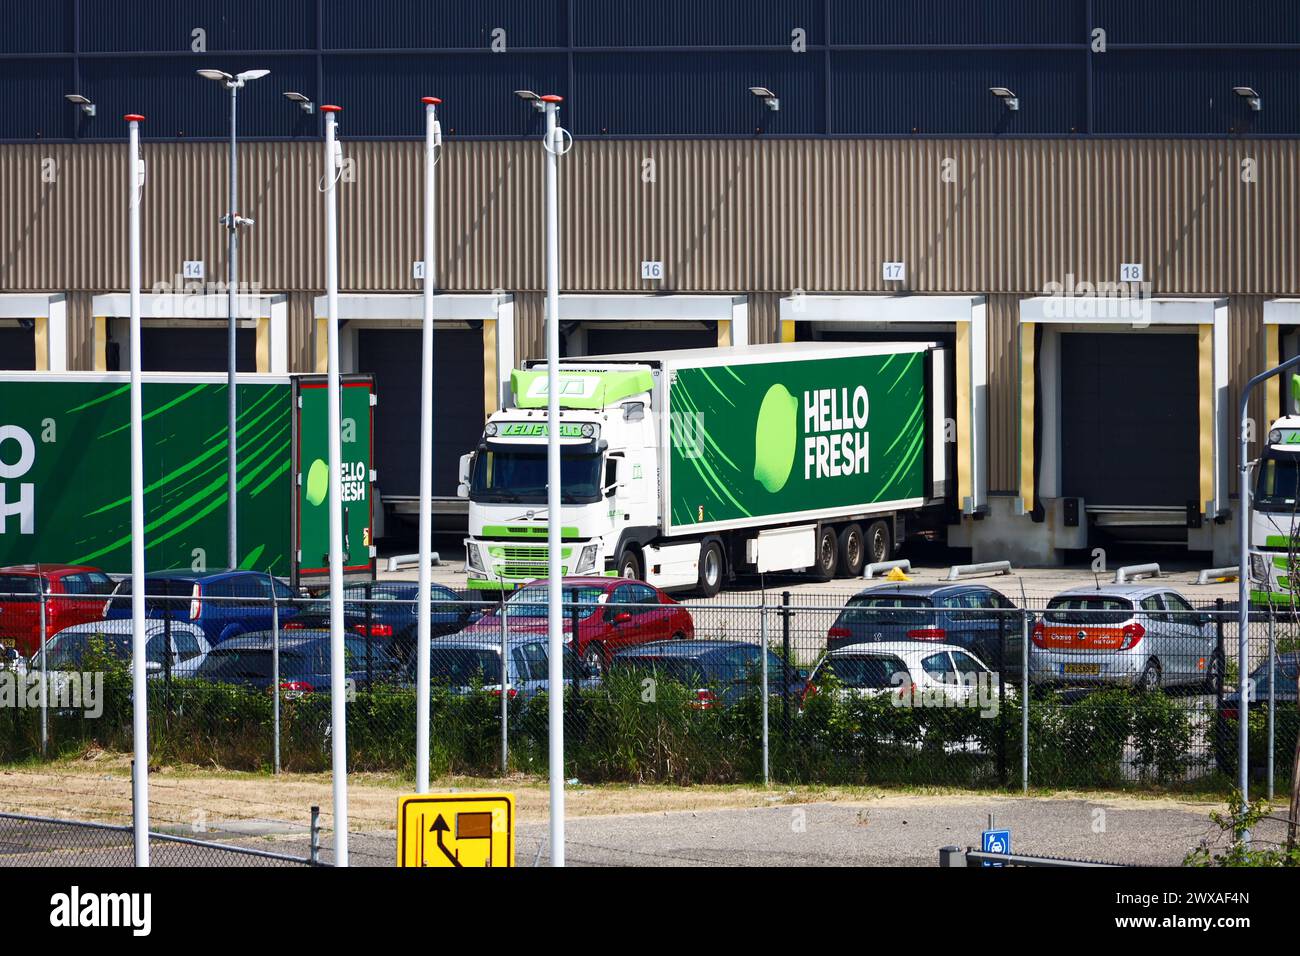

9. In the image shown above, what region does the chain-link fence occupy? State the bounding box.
[0,581,1296,795]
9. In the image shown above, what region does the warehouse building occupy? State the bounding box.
[3,0,1299,564]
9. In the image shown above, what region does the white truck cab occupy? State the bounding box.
[1249,413,1300,606]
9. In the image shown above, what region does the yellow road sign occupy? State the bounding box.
[396,792,514,868]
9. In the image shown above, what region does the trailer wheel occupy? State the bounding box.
[837,524,865,578]
[811,526,839,581]
[696,540,724,598]
[618,548,643,581]
[865,519,892,566]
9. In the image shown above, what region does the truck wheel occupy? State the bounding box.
[865,519,891,566]
[618,549,643,581]
[696,540,724,598]
[836,524,865,578]
[811,526,838,581]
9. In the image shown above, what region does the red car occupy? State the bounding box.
[460,577,695,674]
[0,565,117,656]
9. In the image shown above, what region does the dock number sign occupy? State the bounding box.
[397,793,514,868]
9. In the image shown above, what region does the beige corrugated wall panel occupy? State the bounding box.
[512,291,545,364]
[986,294,1022,494]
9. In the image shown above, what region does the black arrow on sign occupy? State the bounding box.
[429,814,462,867]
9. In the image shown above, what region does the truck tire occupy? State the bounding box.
[618,548,643,581]
[696,540,724,597]
[836,523,866,578]
[811,526,838,581]
[864,519,892,566]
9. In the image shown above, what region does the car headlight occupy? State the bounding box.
[575,544,599,573]
[1250,552,1270,584]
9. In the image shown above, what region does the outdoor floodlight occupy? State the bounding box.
[989,87,1019,111]
[284,91,315,114]
[749,86,780,111]
[514,89,545,112]
[64,93,95,117]
[1233,86,1262,112]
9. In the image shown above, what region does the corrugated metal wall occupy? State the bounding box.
[3,136,1297,491]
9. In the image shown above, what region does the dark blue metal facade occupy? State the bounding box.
[2,0,1299,140]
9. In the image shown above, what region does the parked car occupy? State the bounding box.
[287,583,482,663]
[103,570,301,645]
[460,577,694,676]
[419,632,595,701]
[193,630,403,695]
[610,639,805,709]
[0,564,117,656]
[1029,585,1221,691]
[26,621,210,712]
[805,642,995,706]
[1214,652,1299,775]
[825,583,1022,678]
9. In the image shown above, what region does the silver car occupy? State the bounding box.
[1029,584,1221,691]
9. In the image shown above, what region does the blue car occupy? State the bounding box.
[103,570,301,645]
[193,630,404,694]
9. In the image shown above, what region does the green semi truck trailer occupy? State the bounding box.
[460,341,953,594]
[0,372,374,583]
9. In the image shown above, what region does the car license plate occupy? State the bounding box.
[1061,662,1101,676]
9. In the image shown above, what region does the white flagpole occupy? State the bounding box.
[125,112,150,867]
[416,95,441,793]
[321,103,349,867]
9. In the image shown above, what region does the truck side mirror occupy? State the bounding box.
[457,452,474,499]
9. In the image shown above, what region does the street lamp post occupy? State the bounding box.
[515,88,570,866]
[197,67,269,571]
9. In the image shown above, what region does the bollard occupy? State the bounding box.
[310,805,321,865]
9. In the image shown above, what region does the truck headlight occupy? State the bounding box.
[1269,429,1282,445]
[1250,552,1270,584]
[575,544,599,573]
[484,422,498,437]
[581,423,598,439]
[467,543,484,571]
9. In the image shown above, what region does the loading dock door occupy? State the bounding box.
[356,327,485,500]
[136,327,257,373]
[573,324,717,357]
[0,327,35,370]
[1059,333,1198,507]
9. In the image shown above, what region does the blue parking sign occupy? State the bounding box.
[981,828,1011,867]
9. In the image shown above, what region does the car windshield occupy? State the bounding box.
[503,585,606,619]
[612,656,706,686]
[837,595,931,626]
[198,648,310,681]
[469,446,603,504]
[1044,596,1134,624]
[816,655,909,689]
[1255,453,1300,512]
[429,648,502,685]
[39,631,131,668]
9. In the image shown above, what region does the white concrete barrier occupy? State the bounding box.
[1113,563,1161,583]
[945,560,1012,581]
[385,552,441,573]
[863,559,911,579]
[1196,566,1238,585]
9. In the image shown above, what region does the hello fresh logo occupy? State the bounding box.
[0,425,35,535]
[751,383,870,494]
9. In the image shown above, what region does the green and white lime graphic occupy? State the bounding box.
[305,458,329,507]
[753,383,798,493]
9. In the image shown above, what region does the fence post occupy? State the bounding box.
[760,593,769,786]
[162,611,172,721]
[499,591,509,775]
[38,583,47,758]
[364,582,374,690]
[272,584,281,776]
[997,607,1007,787]
[1021,606,1030,795]
[310,805,320,865]
[1214,597,1226,701]
[781,591,791,741]
[1267,606,1275,802]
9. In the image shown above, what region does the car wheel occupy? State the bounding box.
[696,540,724,598]
[672,630,688,641]
[1202,648,1224,694]
[837,524,865,578]
[618,549,643,581]
[864,519,891,566]
[810,526,838,581]
[583,643,606,677]
[1138,659,1162,692]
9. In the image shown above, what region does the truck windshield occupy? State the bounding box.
[470,446,602,504]
[1255,453,1300,512]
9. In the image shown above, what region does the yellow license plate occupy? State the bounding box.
[1062,662,1101,676]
